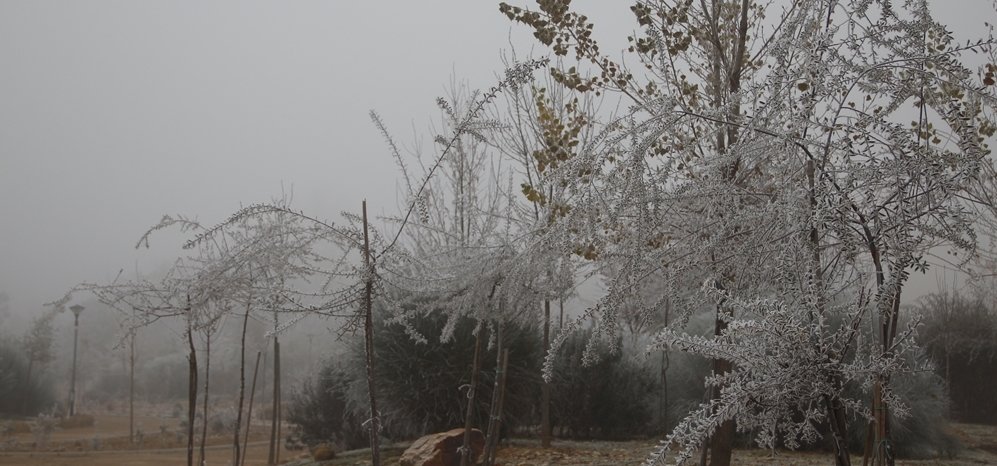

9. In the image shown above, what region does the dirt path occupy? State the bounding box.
[0,441,295,466]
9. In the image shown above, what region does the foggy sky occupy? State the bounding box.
[0,1,990,318]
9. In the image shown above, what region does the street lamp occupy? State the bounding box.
[68,304,84,417]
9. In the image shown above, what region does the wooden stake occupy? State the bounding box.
[242,351,262,466]
[362,200,382,466]
[460,329,483,466]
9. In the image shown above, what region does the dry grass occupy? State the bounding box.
[0,412,297,465]
[0,441,293,466]
[3,414,996,466]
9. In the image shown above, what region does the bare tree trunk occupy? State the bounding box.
[186,320,198,466]
[701,0,750,462]
[558,299,564,330]
[361,200,382,466]
[233,304,250,466]
[199,334,212,466]
[700,290,735,466]
[865,245,898,466]
[861,420,874,466]
[825,394,852,466]
[659,350,669,431]
[130,330,136,445]
[242,351,262,466]
[484,322,509,466]
[268,337,280,465]
[541,299,552,448]
[807,159,851,466]
[460,329,483,466]
[660,299,671,432]
[22,357,34,414]
[483,325,504,465]
[276,345,282,465]
[706,356,734,466]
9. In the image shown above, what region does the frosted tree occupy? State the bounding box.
[161,63,543,466]
[484,60,607,447]
[21,309,57,406]
[50,201,331,466]
[373,75,565,460]
[499,1,997,465]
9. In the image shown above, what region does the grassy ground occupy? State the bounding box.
[3,414,995,465]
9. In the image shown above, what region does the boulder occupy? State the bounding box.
[310,443,336,461]
[399,428,485,466]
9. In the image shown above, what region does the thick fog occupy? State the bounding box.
[0,0,988,320]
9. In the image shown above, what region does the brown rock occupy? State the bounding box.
[399,428,485,466]
[310,443,336,461]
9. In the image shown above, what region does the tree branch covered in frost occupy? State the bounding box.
[499,0,997,464]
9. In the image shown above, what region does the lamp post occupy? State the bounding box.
[68,304,84,417]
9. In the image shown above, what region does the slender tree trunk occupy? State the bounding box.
[872,381,886,466]
[242,351,262,466]
[659,351,669,431]
[199,334,212,466]
[807,159,851,466]
[495,351,509,445]
[865,246,898,466]
[862,420,874,466]
[484,328,509,466]
[706,355,734,466]
[660,299,671,431]
[701,0,750,462]
[460,329,483,466]
[361,200,382,466]
[701,284,734,466]
[825,394,852,466]
[23,357,34,412]
[276,343,282,465]
[558,299,564,330]
[268,337,280,465]
[483,324,504,466]
[129,330,136,445]
[541,299,552,448]
[233,304,250,466]
[186,321,198,466]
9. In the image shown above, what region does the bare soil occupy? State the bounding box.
[292,426,997,466]
[0,413,292,465]
[3,415,996,465]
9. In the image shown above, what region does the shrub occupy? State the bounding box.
[286,362,368,450]
[837,366,958,459]
[30,415,56,448]
[0,339,55,417]
[550,329,657,439]
[138,354,189,403]
[58,414,95,429]
[916,292,997,424]
[344,311,545,441]
[208,409,237,435]
[89,369,129,403]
